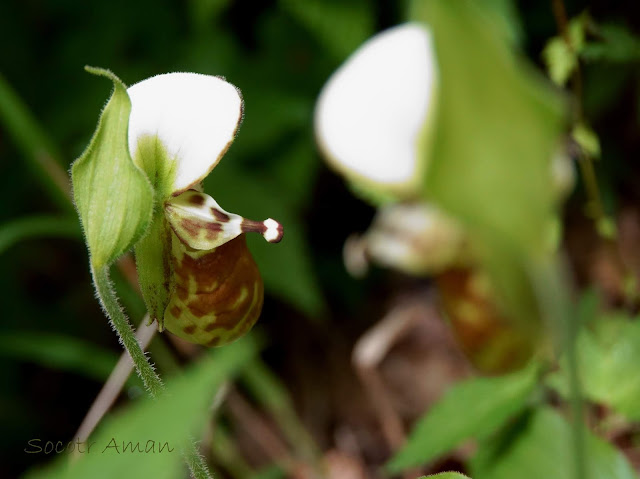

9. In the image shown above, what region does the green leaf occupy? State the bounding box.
[279,0,374,61]
[572,123,601,159]
[0,331,132,384]
[411,0,565,327]
[241,360,319,462]
[471,407,637,479]
[542,14,587,86]
[483,0,523,47]
[387,363,539,472]
[0,215,81,256]
[581,24,640,63]
[543,36,578,87]
[71,66,154,269]
[0,74,72,212]
[549,314,640,421]
[25,336,258,479]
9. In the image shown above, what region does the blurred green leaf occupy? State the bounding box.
[249,465,286,479]
[471,407,637,479]
[484,0,523,46]
[549,314,640,421]
[572,123,601,159]
[269,135,321,208]
[543,36,579,87]
[0,74,72,212]
[279,0,374,61]
[210,423,254,478]
[412,0,565,326]
[387,363,539,472]
[0,215,81,256]
[187,0,231,32]
[234,90,312,159]
[542,14,587,86]
[25,336,258,479]
[582,24,640,63]
[242,360,319,462]
[204,163,325,316]
[0,332,130,385]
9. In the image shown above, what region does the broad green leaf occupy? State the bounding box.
[484,0,523,47]
[71,67,153,269]
[471,407,637,479]
[387,363,539,472]
[279,0,374,61]
[411,0,565,326]
[0,215,80,255]
[549,314,640,421]
[25,336,257,479]
[0,331,129,384]
[204,162,325,316]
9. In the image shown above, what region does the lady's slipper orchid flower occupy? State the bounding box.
[127,73,283,347]
[314,20,573,374]
[315,24,574,277]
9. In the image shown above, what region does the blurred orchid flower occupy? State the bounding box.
[315,24,574,276]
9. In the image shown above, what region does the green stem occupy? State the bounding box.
[183,439,214,479]
[566,311,587,479]
[91,264,164,398]
[91,264,214,479]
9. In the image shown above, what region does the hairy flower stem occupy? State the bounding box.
[91,264,164,398]
[91,264,213,479]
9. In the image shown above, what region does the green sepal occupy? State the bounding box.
[134,211,173,327]
[410,0,566,331]
[71,66,154,269]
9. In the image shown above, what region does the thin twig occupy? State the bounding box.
[226,387,295,470]
[73,316,157,445]
[551,0,637,305]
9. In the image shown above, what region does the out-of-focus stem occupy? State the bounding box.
[566,327,586,479]
[551,0,637,305]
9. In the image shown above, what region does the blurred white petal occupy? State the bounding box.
[315,23,437,193]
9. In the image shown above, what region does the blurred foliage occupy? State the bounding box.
[25,337,257,479]
[471,407,636,479]
[388,363,539,472]
[1,0,639,478]
[549,310,640,422]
